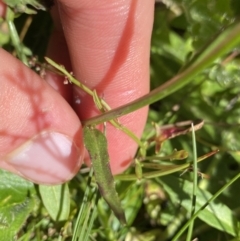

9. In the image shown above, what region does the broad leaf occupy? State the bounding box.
[0,170,35,240]
[39,183,70,221]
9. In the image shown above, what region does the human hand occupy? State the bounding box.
[0,0,154,184]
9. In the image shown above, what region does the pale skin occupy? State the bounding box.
[0,0,154,184]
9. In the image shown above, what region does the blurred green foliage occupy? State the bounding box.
[1,0,240,240]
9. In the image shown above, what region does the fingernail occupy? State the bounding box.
[6,131,84,184]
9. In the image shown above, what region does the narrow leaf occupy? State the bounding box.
[83,127,126,224]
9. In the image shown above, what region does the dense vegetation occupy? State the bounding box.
[1,0,240,240]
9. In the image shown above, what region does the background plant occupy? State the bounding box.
[1,0,240,240]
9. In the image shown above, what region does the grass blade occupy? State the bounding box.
[72,168,98,241]
[186,123,198,241]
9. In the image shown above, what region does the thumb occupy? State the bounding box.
[0,49,84,184]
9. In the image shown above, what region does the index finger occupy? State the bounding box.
[54,0,154,174]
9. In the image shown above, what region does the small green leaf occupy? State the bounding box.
[170,150,188,160]
[83,127,126,224]
[39,183,70,221]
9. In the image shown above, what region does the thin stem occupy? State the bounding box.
[186,123,198,241]
[116,150,217,181]
[6,7,28,65]
[83,21,240,126]
[45,57,144,148]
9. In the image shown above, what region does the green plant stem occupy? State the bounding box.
[6,7,28,65]
[83,21,240,126]
[186,123,198,241]
[45,57,144,148]
[116,150,217,181]
[72,168,94,241]
[172,172,240,241]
